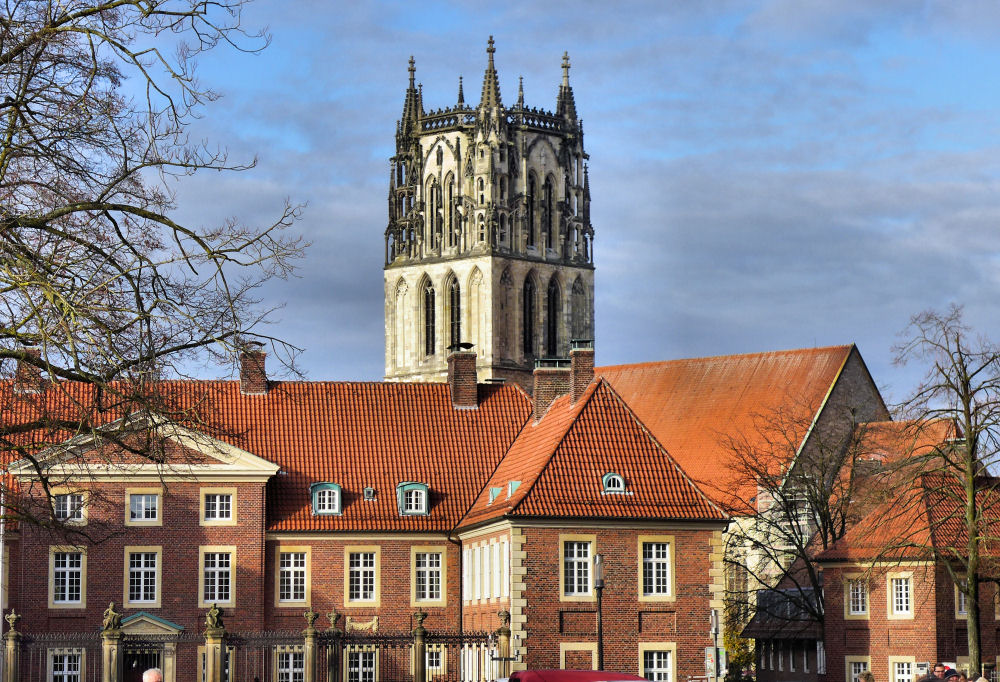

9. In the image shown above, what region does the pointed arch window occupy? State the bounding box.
[522,277,536,357]
[544,177,555,249]
[527,175,536,247]
[546,278,560,356]
[449,278,461,349]
[423,283,436,357]
[478,178,485,205]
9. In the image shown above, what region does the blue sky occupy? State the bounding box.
[167,0,1000,405]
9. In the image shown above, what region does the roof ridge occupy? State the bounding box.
[596,344,854,373]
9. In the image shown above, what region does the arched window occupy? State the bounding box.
[499,214,507,244]
[522,277,536,357]
[544,177,554,249]
[500,177,506,201]
[571,278,587,339]
[527,175,536,247]
[478,178,485,205]
[449,278,461,349]
[423,284,436,357]
[546,278,560,356]
[445,175,455,247]
[477,214,485,243]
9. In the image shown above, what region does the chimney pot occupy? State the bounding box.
[240,343,268,395]
[533,358,571,420]
[570,339,595,404]
[447,350,478,409]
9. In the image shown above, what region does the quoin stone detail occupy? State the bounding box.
[384,37,595,387]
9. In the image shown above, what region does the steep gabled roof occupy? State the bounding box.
[458,379,725,530]
[597,345,858,508]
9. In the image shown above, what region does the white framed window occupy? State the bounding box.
[396,482,429,515]
[769,641,774,670]
[501,540,510,598]
[790,642,796,672]
[129,494,159,522]
[348,649,376,682]
[54,494,84,522]
[889,574,913,617]
[415,552,442,602]
[462,548,471,601]
[849,659,870,682]
[817,642,826,675]
[643,650,672,682]
[642,542,671,596]
[127,551,158,604]
[803,645,810,673]
[277,648,304,682]
[848,578,868,615]
[279,552,307,602]
[49,649,84,682]
[957,578,969,618]
[204,494,232,521]
[602,472,626,494]
[778,642,784,671]
[563,541,591,596]
[405,488,425,513]
[349,552,376,602]
[315,488,338,513]
[203,551,232,604]
[893,660,914,682]
[53,552,83,604]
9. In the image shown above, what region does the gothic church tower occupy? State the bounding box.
[384,38,595,387]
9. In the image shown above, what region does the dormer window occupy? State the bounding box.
[311,483,342,515]
[602,472,626,494]
[396,482,429,516]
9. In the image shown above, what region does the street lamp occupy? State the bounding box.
[594,553,605,670]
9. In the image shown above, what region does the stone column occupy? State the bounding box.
[3,611,21,682]
[303,610,319,682]
[100,602,123,682]
[203,604,226,682]
[496,610,512,679]
[326,609,343,682]
[412,611,427,682]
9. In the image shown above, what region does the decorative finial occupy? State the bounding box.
[205,603,224,630]
[487,36,496,58]
[328,607,342,631]
[414,611,427,627]
[498,609,511,627]
[517,76,524,108]
[562,52,571,86]
[304,609,319,629]
[4,609,20,633]
[408,56,416,85]
[457,76,465,106]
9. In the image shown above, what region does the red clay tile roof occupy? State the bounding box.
[459,379,725,529]
[597,345,858,509]
[3,380,533,533]
[817,472,1000,563]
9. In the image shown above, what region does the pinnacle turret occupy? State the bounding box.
[478,36,502,109]
[556,52,578,121]
[516,76,524,109]
[457,76,465,107]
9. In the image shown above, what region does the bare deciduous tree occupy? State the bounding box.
[884,306,1000,676]
[0,1,303,532]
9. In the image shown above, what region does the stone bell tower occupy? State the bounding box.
[384,37,595,388]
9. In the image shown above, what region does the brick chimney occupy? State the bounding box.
[239,343,268,395]
[14,347,45,394]
[447,350,478,409]
[533,358,571,421]
[570,339,595,404]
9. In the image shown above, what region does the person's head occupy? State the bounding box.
[958,673,968,682]
[944,670,960,681]
[142,669,163,682]
[934,665,947,678]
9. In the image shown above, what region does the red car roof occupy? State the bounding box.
[509,671,647,682]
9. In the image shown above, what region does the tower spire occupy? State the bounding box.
[478,36,502,109]
[457,76,465,107]
[556,51,578,120]
[516,76,524,109]
[400,56,420,131]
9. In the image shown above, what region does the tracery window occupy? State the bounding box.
[423,284,436,357]
[522,278,536,356]
[546,278,560,356]
[449,278,461,348]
